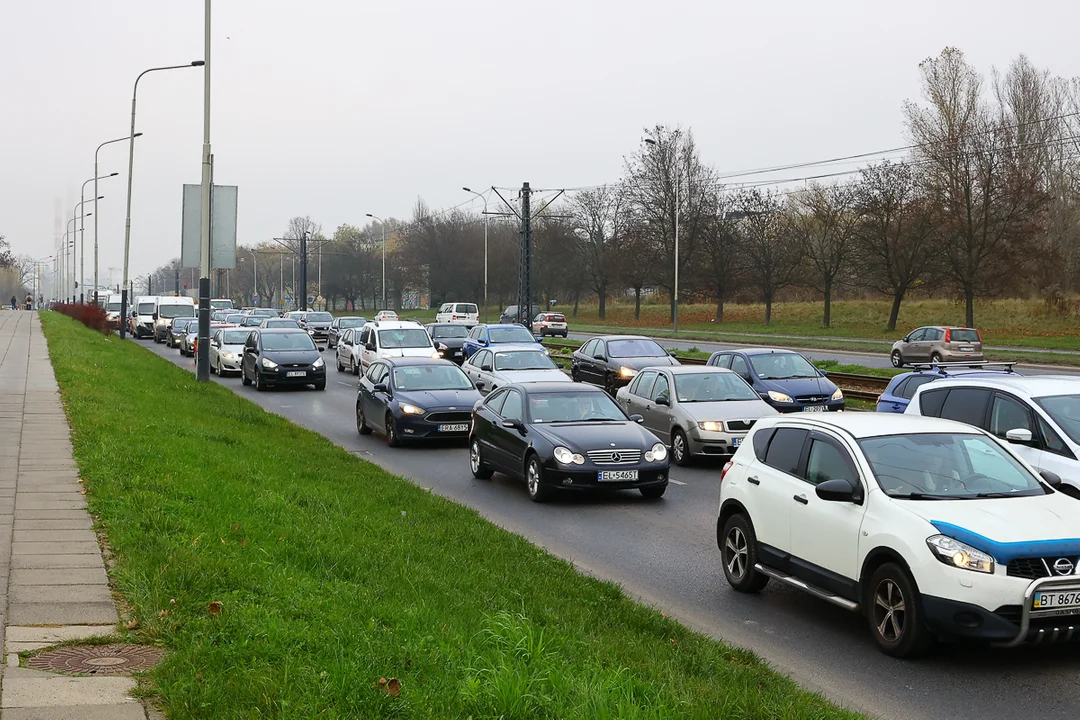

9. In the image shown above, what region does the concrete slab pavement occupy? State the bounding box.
[0,311,160,719]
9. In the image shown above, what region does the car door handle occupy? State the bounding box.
[747,475,760,485]
[793,494,808,505]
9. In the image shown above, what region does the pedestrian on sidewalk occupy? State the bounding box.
[25,294,32,311]
[9,296,16,310]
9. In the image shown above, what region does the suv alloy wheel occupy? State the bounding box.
[721,514,769,593]
[866,563,933,658]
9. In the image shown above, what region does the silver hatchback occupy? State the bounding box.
[891,326,984,367]
[615,366,778,465]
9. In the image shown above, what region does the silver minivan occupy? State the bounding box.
[891,326,984,367]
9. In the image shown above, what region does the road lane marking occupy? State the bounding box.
[669,478,686,486]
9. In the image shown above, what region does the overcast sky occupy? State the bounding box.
[3,1,1079,287]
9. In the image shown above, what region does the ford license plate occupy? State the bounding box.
[802,405,827,412]
[598,470,638,482]
[1033,590,1080,612]
[286,370,306,377]
[439,423,469,433]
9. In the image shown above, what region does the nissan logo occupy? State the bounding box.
[610,452,622,463]
[1053,558,1075,576]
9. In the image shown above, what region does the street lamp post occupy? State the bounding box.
[463,187,489,322]
[95,134,140,305]
[68,207,93,302]
[80,174,115,303]
[365,214,387,310]
[644,137,680,334]
[119,60,204,339]
[247,250,257,306]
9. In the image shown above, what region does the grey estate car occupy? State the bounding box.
[890,326,984,367]
[614,366,777,465]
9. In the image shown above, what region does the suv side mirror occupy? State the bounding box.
[1005,428,1035,445]
[816,478,859,503]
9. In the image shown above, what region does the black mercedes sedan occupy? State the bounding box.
[240,328,327,391]
[571,335,679,395]
[425,323,470,364]
[469,381,670,502]
[356,357,481,447]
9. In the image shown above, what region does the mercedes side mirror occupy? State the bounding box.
[480,363,492,372]
[816,478,859,503]
[318,346,326,352]
[669,350,678,357]
[629,413,644,424]
[501,418,525,433]
[593,353,605,361]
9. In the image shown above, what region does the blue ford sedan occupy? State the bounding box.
[706,348,843,412]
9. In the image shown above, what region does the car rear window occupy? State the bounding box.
[545,314,565,322]
[951,329,980,342]
[752,427,775,461]
[456,304,478,314]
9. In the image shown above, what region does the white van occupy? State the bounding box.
[104,294,124,329]
[129,296,158,339]
[358,320,438,368]
[434,302,480,328]
[153,296,197,343]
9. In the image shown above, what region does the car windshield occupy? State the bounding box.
[226,315,245,323]
[339,318,366,328]
[495,351,557,371]
[674,372,759,402]
[172,318,194,331]
[222,330,250,344]
[489,326,536,344]
[528,392,627,423]
[306,312,332,322]
[951,329,980,342]
[1033,395,1080,445]
[392,365,473,391]
[858,432,1048,499]
[158,304,195,319]
[137,303,155,315]
[748,352,818,379]
[264,320,298,328]
[242,317,264,326]
[262,333,317,351]
[252,309,277,317]
[432,325,468,339]
[607,339,668,358]
[106,302,122,312]
[287,313,305,320]
[210,300,233,310]
[378,328,432,349]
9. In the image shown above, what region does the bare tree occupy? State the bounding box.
[736,189,802,325]
[699,193,743,321]
[790,183,859,328]
[568,185,627,318]
[853,161,939,330]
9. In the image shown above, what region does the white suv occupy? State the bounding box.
[357,320,438,369]
[434,302,479,328]
[905,375,1080,499]
[718,413,1080,657]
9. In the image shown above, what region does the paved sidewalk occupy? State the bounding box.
[0,311,159,719]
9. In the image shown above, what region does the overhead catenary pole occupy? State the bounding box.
[196,0,213,381]
[518,182,532,327]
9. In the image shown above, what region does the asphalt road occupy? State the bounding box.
[144,338,1080,720]
[567,331,1080,377]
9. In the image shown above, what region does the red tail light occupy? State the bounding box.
[976,330,982,342]
[721,461,733,482]
[944,328,951,343]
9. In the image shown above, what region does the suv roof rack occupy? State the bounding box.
[910,360,1017,374]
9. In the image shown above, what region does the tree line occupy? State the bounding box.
[142,48,1080,329]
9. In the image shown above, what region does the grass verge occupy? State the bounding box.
[40,312,860,719]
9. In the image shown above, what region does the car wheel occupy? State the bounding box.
[603,374,617,396]
[356,402,372,435]
[890,350,903,368]
[254,371,265,392]
[866,562,934,658]
[336,355,344,372]
[210,360,217,375]
[571,367,580,382]
[242,366,252,386]
[352,359,359,376]
[314,379,326,391]
[671,429,690,467]
[561,332,567,338]
[721,514,770,593]
[640,484,666,499]
[525,455,551,502]
[930,352,943,364]
[470,438,493,479]
[386,413,401,448]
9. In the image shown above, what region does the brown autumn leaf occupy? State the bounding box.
[207,601,224,616]
[670,638,678,646]
[79,489,87,495]
[231,524,241,532]
[76,478,84,483]
[158,609,169,618]
[375,677,401,697]
[241,539,248,548]
[220,538,226,545]
[125,619,139,630]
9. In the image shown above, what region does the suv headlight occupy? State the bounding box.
[698,421,724,432]
[644,442,668,463]
[831,388,844,401]
[553,446,585,465]
[261,357,279,369]
[767,390,794,403]
[926,535,995,574]
[619,366,638,378]
[400,403,425,415]
[312,357,325,369]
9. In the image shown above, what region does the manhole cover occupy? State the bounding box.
[28,644,162,675]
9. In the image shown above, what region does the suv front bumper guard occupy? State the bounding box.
[1000,575,1080,647]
